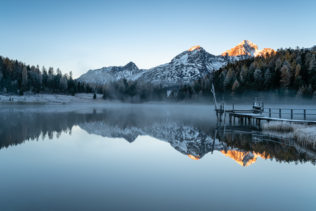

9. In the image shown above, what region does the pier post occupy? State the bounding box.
[279,109,281,118]
[256,119,261,127]
[269,108,271,118]
[291,109,293,119]
[304,109,306,120]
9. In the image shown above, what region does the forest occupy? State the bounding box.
[0,48,315,101]
[0,56,94,95]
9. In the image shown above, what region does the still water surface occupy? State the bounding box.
[0,104,315,211]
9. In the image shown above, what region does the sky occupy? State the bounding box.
[0,0,315,78]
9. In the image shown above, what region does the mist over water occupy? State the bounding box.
[0,102,315,211]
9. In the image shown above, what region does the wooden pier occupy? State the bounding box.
[216,105,316,127]
[211,83,316,127]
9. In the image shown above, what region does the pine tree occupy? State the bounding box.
[224,69,234,89]
[232,79,240,91]
[280,65,291,88]
[21,66,28,90]
[254,69,262,83]
[264,68,272,88]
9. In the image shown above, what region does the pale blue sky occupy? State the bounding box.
[0,0,315,77]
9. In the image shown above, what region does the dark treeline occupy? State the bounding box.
[199,48,316,97]
[0,56,94,95]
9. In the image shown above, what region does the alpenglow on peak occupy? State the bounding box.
[221,40,275,57]
[221,40,258,57]
[188,45,201,51]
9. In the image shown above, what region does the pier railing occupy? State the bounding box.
[217,104,316,126]
[262,108,316,121]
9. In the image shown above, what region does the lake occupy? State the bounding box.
[0,103,315,211]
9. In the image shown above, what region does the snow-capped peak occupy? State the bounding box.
[188,45,201,51]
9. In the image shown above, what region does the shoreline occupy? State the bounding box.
[0,93,106,105]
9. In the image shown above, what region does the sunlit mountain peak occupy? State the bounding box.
[221,40,275,58]
[188,45,201,52]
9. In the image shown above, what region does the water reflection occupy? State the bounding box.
[0,105,315,166]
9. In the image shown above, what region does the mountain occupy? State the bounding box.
[138,46,232,86]
[78,46,233,86]
[78,40,274,87]
[221,40,275,58]
[78,62,144,85]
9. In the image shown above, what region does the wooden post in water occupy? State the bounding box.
[304,109,306,120]
[279,109,281,118]
[291,109,293,119]
[269,108,271,118]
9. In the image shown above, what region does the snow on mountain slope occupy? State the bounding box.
[78,62,144,85]
[138,46,230,85]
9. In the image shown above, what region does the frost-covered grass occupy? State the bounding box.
[293,127,316,148]
[262,121,294,132]
[262,122,316,148]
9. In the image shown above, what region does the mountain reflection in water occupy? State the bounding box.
[0,105,315,166]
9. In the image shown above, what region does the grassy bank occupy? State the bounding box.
[262,122,316,148]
